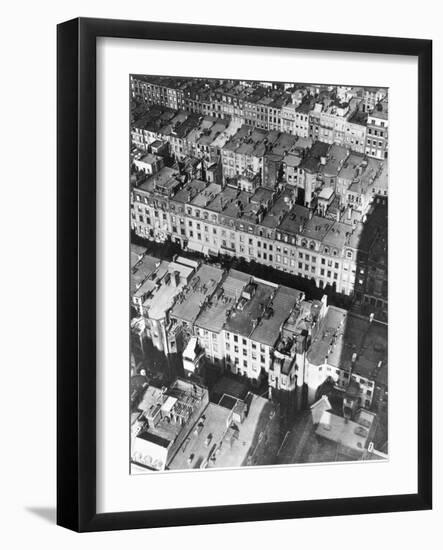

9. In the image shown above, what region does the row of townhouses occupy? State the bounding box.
[130,151,387,306]
[131,251,388,416]
[131,76,388,160]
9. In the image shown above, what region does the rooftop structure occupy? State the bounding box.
[131,378,209,471]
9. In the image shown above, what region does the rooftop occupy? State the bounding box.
[131,244,146,269]
[131,255,160,296]
[315,409,376,453]
[308,307,387,382]
[250,285,303,347]
[170,264,224,324]
[143,259,195,320]
[132,379,209,469]
[261,187,295,228]
[206,394,277,469]
[224,279,276,338]
[173,179,207,204]
[322,144,349,178]
[137,152,162,165]
[137,166,180,194]
[168,403,232,470]
[300,215,333,242]
[168,392,277,470]
[338,153,365,181]
[195,269,251,333]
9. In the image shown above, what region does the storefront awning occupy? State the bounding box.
[187,242,203,253]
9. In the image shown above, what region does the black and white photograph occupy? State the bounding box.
[129,76,389,473]
[0,0,438,543]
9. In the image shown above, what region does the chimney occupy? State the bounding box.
[172,270,180,287]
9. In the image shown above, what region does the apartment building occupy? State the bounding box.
[131,379,209,471]
[305,306,387,409]
[365,100,388,160]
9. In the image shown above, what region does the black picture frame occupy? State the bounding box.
[57,17,432,532]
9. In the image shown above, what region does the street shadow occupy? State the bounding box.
[26,506,56,524]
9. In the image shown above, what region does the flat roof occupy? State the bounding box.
[135,379,209,453]
[278,204,310,235]
[283,153,302,168]
[225,280,275,338]
[195,270,250,333]
[206,394,276,469]
[315,410,375,452]
[250,285,303,347]
[322,144,349,177]
[168,403,232,470]
[321,221,349,250]
[338,153,365,181]
[143,261,194,320]
[308,308,387,381]
[170,264,224,324]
